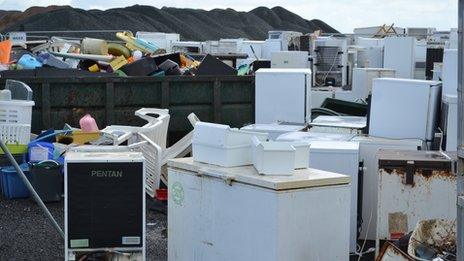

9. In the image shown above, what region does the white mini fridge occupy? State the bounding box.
[271,51,309,68]
[351,68,395,100]
[308,141,360,253]
[350,136,425,240]
[255,68,311,124]
[168,158,351,261]
[369,78,441,143]
[383,36,415,79]
[443,94,458,151]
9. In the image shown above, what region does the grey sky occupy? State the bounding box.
[0,0,458,33]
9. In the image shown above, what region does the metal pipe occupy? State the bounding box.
[0,140,64,239]
[457,0,464,259]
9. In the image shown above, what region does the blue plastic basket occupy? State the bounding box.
[1,163,31,199]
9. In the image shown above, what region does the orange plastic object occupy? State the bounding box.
[0,40,13,64]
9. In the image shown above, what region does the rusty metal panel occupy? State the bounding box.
[376,150,457,254]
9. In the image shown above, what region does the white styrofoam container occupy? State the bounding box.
[255,68,311,124]
[383,36,415,79]
[168,158,351,261]
[240,123,305,140]
[252,137,296,176]
[369,78,441,141]
[351,136,425,240]
[192,122,268,167]
[0,100,34,125]
[308,141,360,253]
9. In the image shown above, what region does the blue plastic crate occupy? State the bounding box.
[1,163,31,199]
[0,154,25,195]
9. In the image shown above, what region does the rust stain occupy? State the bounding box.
[380,168,455,180]
[388,212,408,236]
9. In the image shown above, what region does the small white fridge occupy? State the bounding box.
[168,158,351,261]
[255,68,311,124]
[350,135,425,240]
[369,78,441,143]
[351,68,395,100]
[383,36,415,79]
[308,141,360,253]
[442,94,458,151]
[271,51,309,68]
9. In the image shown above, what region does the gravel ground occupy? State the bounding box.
[0,195,168,261]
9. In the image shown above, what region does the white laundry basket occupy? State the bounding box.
[0,99,35,125]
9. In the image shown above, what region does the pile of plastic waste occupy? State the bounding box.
[0,31,242,77]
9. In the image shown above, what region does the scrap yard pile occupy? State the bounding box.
[0,31,245,77]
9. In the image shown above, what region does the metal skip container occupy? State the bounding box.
[375,150,457,252]
[167,157,351,261]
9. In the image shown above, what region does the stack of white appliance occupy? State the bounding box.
[309,116,366,134]
[351,135,425,240]
[383,37,415,79]
[271,51,309,68]
[255,68,311,124]
[368,78,441,145]
[307,141,360,253]
[168,157,351,261]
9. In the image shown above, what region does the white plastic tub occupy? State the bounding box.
[252,137,295,176]
[192,122,268,167]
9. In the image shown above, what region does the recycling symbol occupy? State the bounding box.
[171,182,184,206]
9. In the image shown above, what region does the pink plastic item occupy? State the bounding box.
[79,114,99,132]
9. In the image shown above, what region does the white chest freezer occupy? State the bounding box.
[383,36,415,79]
[276,131,355,143]
[308,141,360,253]
[376,150,456,253]
[351,68,396,99]
[350,136,425,240]
[310,115,367,134]
[168,158,351,261]
[443,94,458,151]
[442,49,457,97]
[240,123,306,140]
[255,68,311,124]
[271,51,309,68]
[369,78,441,142]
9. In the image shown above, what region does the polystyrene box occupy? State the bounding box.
[252,137,296,176]
[192,122,268,167]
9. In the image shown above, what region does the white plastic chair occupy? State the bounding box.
[100,109,199,197]
[102,108,170,146]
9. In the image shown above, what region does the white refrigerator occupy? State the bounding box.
[255,68,311,124]
[308,141,360,253]
[351,68,396,100]
[168,157,350,261]
[369,78,441,143]
[383,36,415,79]
[350,136,425,240]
